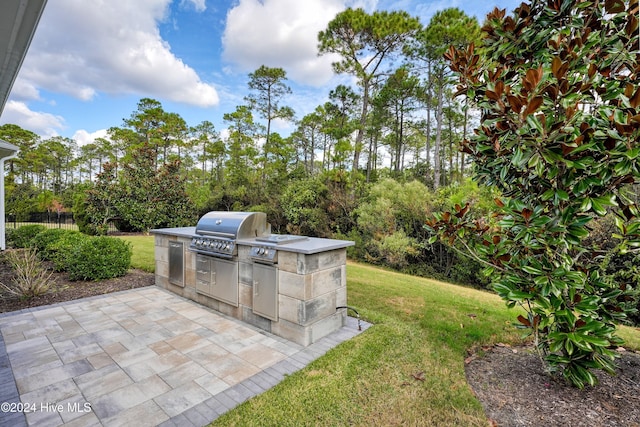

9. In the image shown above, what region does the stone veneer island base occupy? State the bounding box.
[151,227,354,346]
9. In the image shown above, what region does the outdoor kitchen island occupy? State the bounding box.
[151,212,354,347]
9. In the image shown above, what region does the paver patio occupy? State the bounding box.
[0,286,369,426]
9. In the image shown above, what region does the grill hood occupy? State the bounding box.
[195,211,270,239]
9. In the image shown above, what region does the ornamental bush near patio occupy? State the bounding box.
[66,236,132,281]
[429,0,640,388]
[7,224,47,248]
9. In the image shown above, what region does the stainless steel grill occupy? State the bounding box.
[190,211,270,258]
[156,210,352,343]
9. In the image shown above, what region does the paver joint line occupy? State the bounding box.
[0,286,370,426]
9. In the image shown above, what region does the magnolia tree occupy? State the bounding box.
[427,0,640,387]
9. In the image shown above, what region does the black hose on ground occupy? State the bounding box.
[336,306,362,331]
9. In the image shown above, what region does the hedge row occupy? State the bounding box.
[6,226,132,281]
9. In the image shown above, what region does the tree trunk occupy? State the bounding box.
[394,107,401,172]
[425,62,432,183]
[309,132,315,175]
[399,106,405,171]
[366,135,373,182]
[353,79,370,172]
[433,73,444,190]
[448,101,454,185]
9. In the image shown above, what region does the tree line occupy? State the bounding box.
[3,8,479,196]
[0,7,487,285]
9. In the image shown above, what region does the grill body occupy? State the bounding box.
[190,211,270,258]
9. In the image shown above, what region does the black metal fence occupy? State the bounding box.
[5,212,117,233]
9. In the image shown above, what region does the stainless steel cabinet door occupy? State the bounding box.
[252,263,278,321]
[211,258,239,307]
[169,241,184,287]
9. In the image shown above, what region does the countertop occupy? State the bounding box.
[151,227,196,238]
[150,227,354,255]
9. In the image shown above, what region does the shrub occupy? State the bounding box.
[605,254,640,326]
[0,248,53,299]
[447,251,491,289]
[280,178,330,236]
[66,236,131,281]
[5,228,16,247]
[73,190,100,235]
[7,225,47,248]
[435,0,640,388]
[46,231,88,272]
[586,215,640,326]
[31,229,69,260]
[86,146,195,233]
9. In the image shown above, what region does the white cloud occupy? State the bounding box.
[19,0,218,107]
[181,0,206,12]
[349,0,379,11]
[222,0,345,86]
[412,0,461,22]
[7,79,41,102]
[72,129,109,147]
[0,101,65,138]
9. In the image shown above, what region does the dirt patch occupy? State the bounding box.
[0,257,154,313]
[465,343,640,426]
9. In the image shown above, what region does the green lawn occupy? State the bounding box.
[116,235,156,272]
[213,262,640,426]
[115,235,640,425]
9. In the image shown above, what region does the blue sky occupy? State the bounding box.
[1,0,523,145]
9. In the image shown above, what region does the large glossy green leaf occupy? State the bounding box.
[580,334,610,347]
[522,264,544,275]
[526,114,544,135]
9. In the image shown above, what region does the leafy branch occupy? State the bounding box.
[430,0,640,388]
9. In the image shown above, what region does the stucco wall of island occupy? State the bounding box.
[150,227,354,346]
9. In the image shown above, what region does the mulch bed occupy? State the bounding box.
[465,343,640,426]
[0,259,154,313]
